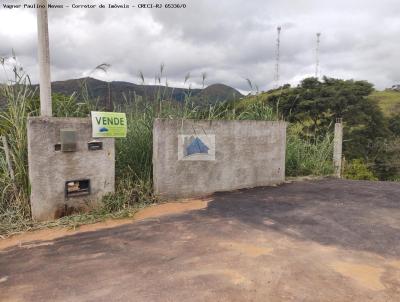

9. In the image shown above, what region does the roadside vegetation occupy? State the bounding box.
[286,124,333,177]
[245,77,400,181]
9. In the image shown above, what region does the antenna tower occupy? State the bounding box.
[274,26,281,88]
[315,32,321,78]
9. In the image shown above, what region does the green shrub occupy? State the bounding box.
[343,159,378,181]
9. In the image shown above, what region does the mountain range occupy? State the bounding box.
[34,77,243,107]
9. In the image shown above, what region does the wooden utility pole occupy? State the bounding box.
[333,118,343,178]
[37,0,52,116]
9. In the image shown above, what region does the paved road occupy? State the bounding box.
[1,179,400,301]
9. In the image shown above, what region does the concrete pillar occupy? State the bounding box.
[333,119,343,178]
[36,0,52,116]
[28,117,115,221]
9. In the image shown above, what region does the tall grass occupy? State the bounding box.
[102,99,156,212]
[286,124,334,176]
[0,69,36,227]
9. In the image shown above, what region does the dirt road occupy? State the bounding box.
[1,179,399,301]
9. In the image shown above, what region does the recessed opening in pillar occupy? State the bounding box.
[65,179,91,198]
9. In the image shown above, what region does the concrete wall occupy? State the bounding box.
[28,117,115,221]
[153,119,287,199]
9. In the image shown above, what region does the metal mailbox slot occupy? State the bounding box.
[88,141,103,151]
[65,179,91,198]
[60,129,77,152]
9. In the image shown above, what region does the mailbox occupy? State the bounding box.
[65,179,91,198]
[88,141,103,151]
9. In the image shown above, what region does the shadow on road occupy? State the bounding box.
[201,179,400,257]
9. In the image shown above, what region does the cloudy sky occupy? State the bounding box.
[1,0,399,91]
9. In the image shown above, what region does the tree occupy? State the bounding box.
[268,77,395,179]
[388,114,400,136]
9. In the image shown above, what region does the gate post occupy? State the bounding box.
[333,118,343,178]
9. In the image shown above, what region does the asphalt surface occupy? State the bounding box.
[1,179,400,301]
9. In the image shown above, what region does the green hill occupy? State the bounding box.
[194,84,242,104]
[368,90,400,116]
[238,88,400,117]
[41,78,243,107]
[237,88,288,109]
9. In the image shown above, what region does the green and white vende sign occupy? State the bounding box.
[91,111,127,138]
